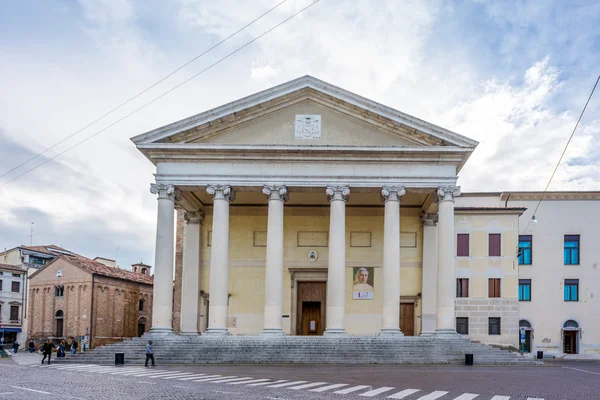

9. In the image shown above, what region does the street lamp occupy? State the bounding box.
[531,215,538,225]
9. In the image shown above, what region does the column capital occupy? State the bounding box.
[421,213,438,226]
[207,184,235,202]
[326,185,350,202]
[437,186,461,202]
[381,186,406,203]
[150,183,176,201]
[184,210,205,225]
[262,185,289,202]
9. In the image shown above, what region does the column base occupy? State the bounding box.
[419,331,437,337]
[147,327,175,335]
[379,328,404,337]
[203,328,231,336]
[323,328,347,336]
[260,328,285,336]
[433,329,461,338]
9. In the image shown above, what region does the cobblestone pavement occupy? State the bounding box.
[0,359,599,399]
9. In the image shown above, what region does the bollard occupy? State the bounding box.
[465,353,474,365]
[537,351,543,360]
[115,352,125,365]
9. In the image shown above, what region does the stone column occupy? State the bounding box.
[261,185,288,336]
[324,185,350,336]
[436,186,461,335]
[180,210,204,335]
[204,185,235,335]
[149,183,176,334]
[421,213,438,336]
[380,186,406,336]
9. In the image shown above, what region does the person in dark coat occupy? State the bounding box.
[28,340,35,353]
[12,341,19,353]
[41,340,55,365]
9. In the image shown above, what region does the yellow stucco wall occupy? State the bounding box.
[200,206,423,335]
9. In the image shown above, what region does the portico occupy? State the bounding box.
[132,76,477,338]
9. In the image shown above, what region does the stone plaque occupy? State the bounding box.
[253,231,267,247]
[295,114,321,139]
[297,231,328,247]
[400,232,417,248]
[350,232,372,247]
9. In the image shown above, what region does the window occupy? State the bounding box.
[564,279,579,301]
[55,286,64,297]
[139,299,144,311]
[0,280,2,291]
[11,281,20,293]
[141,268,147,275]
[489,317,501,335]
[564,235,580,265]
[489,233,501,257]
[519,279,532,301]
[12,273,21,277]
[10,305,19,321]
[518,235,532,265]
[456,278,469,298]
[457,234,469,257]
[456,317,469,335]
[488,278,501,298]
[29,256,45,265]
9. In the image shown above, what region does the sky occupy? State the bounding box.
[0,0,599,269]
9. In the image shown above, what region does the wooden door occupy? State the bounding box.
[137,323,145,337]
[564,332,577,354]
[301,302,321,335]
[296,282,326,335]
[56,319,64,337]
[400,303,414,336]
[524,331,532,353]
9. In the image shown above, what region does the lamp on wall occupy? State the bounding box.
[531,215,538,225]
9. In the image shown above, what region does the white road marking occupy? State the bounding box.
[0,393,14,395]
[310,383,349,392]
[288,382,328,390]
[148,372,192,379]
[248,380,286,386]
[560,366,600,376]
[109,368,150,375]
[360,387,395,397]
[417,392,449,400]
[388,389,421,399]
[160,373,197,380]
[177,374,212,381]
[526,398,545,400]
[334,385,371,394]
[490,397,510,400]
[118,369,168,376]
[266,381,308,388]
[229,378,270,385]
[210,377,255,384]
[129,370,178,377]
[453,394,479,400]
[11,386,51,394]
[194,376,238,382]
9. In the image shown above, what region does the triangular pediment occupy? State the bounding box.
[131,76,478,149]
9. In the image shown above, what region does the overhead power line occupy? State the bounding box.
[0,0,320,190]
[0,0,289,181]
[524,74,600,233]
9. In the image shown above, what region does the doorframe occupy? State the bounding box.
[519,319,534,353]
[561,318,581,355]
[289,268,327,336]
[400,295,420,335]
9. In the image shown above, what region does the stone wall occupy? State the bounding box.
[455,298,519,345]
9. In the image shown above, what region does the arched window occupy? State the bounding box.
[519,320,532,328]
[55,310,64,337]
[563,320,579,329]
[139,299,144,311]
[141,268,147,275]
[133,267,137,272]
[55,285,64,297]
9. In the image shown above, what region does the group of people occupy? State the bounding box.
[35,338,79,365]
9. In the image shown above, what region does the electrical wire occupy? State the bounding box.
[0,0,289,180]
[523,74,600,233]
[0,0,320,190]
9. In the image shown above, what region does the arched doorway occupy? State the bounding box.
[519,320,533,353]
[562,320,580,354]
[138,317,147,337]
[55,310,64,337]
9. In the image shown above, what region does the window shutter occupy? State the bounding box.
[488,279,494,297]
[489,234,501,256]
[462,279,469,297]
[457,234,469,256]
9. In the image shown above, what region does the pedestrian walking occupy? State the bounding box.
[145,340,155,367]
[12,341,19,353]
[57,340,66,358]
[28,340,35,353]
[41,340,55,365]
[70,339,78,355]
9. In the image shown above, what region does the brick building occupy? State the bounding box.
[28,255,153,348]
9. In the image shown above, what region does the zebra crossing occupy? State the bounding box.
[30,364,547,399]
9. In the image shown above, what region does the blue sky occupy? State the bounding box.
[0,0,598,268]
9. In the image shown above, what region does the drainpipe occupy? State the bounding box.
[504,192,511,208]
[89,274,95,349]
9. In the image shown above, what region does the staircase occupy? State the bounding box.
[55,336,540,365]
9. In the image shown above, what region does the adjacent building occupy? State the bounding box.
[28,255,154,348]
[0,263,27,344]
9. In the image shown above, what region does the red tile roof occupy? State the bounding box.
[0,263,27,273]
[19,245,72,255]
[58,255,153,285]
